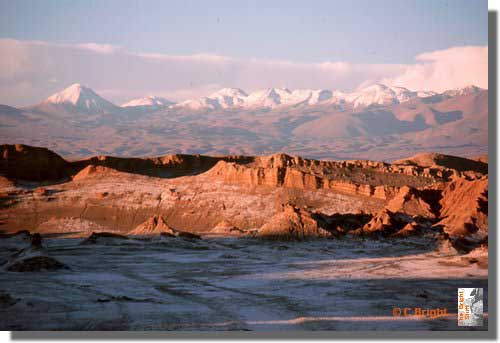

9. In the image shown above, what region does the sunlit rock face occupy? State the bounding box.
[0,143,489,330]
[0,144,488,250]
[255,204,333,241]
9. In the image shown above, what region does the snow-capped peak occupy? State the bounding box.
[46,83,93,105]
[43,83,117,113]
[207,88,248,108]
[347,84,416,108]
[171,83,486,112]
[416,90,438,98]
[443,85,483,97]
[122,96,174,108]
[283,89,333,106]
[209,88,248,98]
[174,97,222,111]
[243,88,293,108]
[309,89,333,104]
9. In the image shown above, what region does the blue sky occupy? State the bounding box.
[0,0,487,63]
[0,0,488,106]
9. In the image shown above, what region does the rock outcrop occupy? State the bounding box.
[80,232,130,245]
[3,233,67,272]
[0,144,489,247]
[0,175,15,188]
[72,165,122,180]
[69,153,253,178]
[202,151,456,201]
[0,144,68,181]
[256,204,332,241]
[385,186,438,219]
[319,212,372,236]
[129,215,201,240]
[210,220,248,237]
[128,215,178,237]
[472,155,488,164]
[348,184,442,237]
[353,209,412,237]
[176,231,202,240]
[434,177,488,252]
[393,153,488,176]
[348,174,488,247]
[206,160,400,200]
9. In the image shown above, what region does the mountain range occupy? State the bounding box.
[23,83,483,113]
[0,83,488,161]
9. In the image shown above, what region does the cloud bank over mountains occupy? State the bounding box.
[0,39,487,106]
[382,46,488,93]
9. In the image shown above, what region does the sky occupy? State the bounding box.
[0,0,489,106]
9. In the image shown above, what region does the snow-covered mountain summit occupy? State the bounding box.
[35,83,486,115]
[208,88,248,108]
[443,85,483,98]
[343,84,417,108]
[243,88,293,108]
[173,84,484,111]
[42,83,118,114]
[122,96,174,109]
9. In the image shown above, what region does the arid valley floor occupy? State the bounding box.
[0,144,489,330]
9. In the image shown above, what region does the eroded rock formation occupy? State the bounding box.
[393,152,488,175]
[204,152,451,201]
[129,215,201,240]
[434,177,488,252]
[128,215,178,237]
[72,165,122,180]
[256,204,332,241]
[0,144,68,181]
[385,186,439,219]
[3,233,67,272]
[0,144,489,253]
[210,220,248,237]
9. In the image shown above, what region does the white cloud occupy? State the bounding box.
[382,46,488,92]
[0,39,488,106]
[76,43,120,54]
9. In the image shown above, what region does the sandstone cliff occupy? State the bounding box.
[434,177,488,251]
[0,144,489,249]
[206,159,401,200]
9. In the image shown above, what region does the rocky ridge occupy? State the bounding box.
[0,144,489,252]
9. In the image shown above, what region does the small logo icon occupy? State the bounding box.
[458,288,483,326]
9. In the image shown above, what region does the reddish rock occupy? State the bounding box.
[385,186,437,219]
[129,215,177,237]
[210,220,248,237]
[72,165,120,180]
[354,208,411,237]
[33,187,49,196]
[391,222,421,238]
[130,215,201,240]
[434,177,488,251]
[0,176,15,188]
[0,144,68,181]
[393,152,488,175]
[256,204,332,241]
